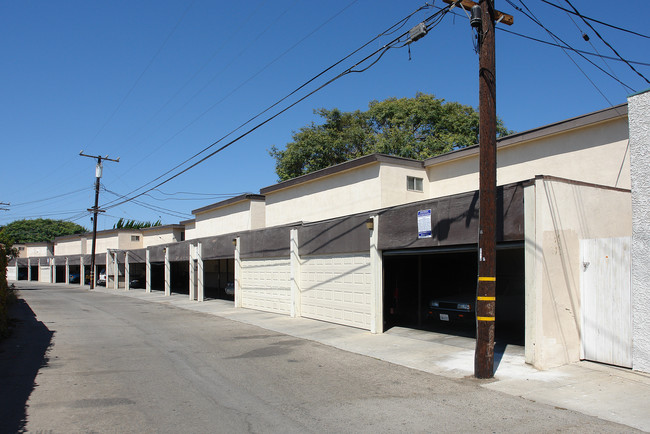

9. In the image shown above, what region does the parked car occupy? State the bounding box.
[96,269,107,286]
[426,293,475,323]
[225,282,235,295]
[69,273,80,283]
[129,276,145,289]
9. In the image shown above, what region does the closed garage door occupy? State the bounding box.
[300,253,371,330]
[241,258,291,315]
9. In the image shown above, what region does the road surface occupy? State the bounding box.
[0,283,636,433]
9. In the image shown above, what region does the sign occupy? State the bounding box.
[417,209,432,239]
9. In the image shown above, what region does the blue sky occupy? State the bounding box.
[1,0,648,231]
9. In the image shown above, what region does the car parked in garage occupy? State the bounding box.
[69,273,80,283]
[96,269,107,286]
[426,293,475,323]
[129,275,145,289]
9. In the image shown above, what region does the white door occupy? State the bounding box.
[300,253,372,330]
[580,237,632,368]
[240,258,291,315]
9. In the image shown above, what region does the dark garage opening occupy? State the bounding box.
[203,258,234,301]
[150,263,165,291]
[55,265,66,283]
[68,264,81,283]
[18,266,28,280]
[383,244,525,345]
[170,261,189,295]
[128,263,146,289]
[30,266,38,281]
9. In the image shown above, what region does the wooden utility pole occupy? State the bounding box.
[445,0,513,379]
[475,0,498,379]
[79,151,119,289]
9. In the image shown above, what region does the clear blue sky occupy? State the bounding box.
[1,0,648,231]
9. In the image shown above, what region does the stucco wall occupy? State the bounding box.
[143,231,176,248]
[26,244,52,257]
[54,238,82,255]
[525,177,632,370]
[265,164,382,227]
[194,201,254,238]
[629,89,650,373]
[427,117,630,198]
[378,163,428,208]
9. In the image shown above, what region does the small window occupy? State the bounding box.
[407,176,423,192]
[18,246,25,251]
[180,231,185,241]
[131,235,140,242]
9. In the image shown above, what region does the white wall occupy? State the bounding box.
[55,238,82,255]
[629,89,650,373]
[427,117,630,198]
[194,201,256,239]
[524,177,632,370]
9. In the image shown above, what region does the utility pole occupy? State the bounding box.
[444,0,513,379]
[79,151,119,289]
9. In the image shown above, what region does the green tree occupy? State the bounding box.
[269,93,513,181]
[0,219,87,244]
[112,218,162,229]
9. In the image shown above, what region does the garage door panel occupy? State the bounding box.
[241,258,291,315]
[301,254,371,330]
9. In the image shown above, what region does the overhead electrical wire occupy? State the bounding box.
[100,2,440,210]
[508,0,635,94]
[561,0,649,84]
[9,187,91,207]
[496,28,650,67]
[103,0,366,208]
[539,0,650,40]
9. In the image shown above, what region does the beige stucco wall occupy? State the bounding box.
[427,117,630,198]
[524,178,632,370]
[378,163,429,208]
[54,238,82,256]
[143,230,178,248]
[83,231,142,253]
[193,200,263,239]
[184,221,197,241]
[250,200,266,230]
[25,244,52,257]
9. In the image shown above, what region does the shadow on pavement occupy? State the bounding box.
[0,298,54,433]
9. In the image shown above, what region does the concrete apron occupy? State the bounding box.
[57,283,650,431]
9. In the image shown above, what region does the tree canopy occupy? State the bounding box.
[113,218,162,229]
[269,93,513,181]
[0,219,87,244]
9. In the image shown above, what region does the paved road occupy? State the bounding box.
[0,283,637,433]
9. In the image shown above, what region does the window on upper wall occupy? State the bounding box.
[131,235,140,242]
[407,176,423,192]
[180,231,185,241]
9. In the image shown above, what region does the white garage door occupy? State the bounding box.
[240,258,291,315]
[300,253,371,330]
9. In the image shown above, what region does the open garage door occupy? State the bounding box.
[203,258,234,301]
[383,244,524,345]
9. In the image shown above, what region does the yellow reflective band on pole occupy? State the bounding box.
[477,316,495,321]
[478,277,496,281]
[477,296,495,301]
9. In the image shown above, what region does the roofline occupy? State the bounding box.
[260,153,423,195]
[179,219,195,226]
[140,224,185,233]
[54,234,83,242]
[191,193,265,215]
[424,103,628,167]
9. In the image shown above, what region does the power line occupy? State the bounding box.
[100,2,437,210]
[508,0,635,93]
[9,187,91,207]
[100,5,451,212]
[496,28,650,67]
[540,0,650,40]
[561,0,649,84]
[113,0,354,187]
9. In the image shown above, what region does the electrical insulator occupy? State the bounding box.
[470,5,482,28]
